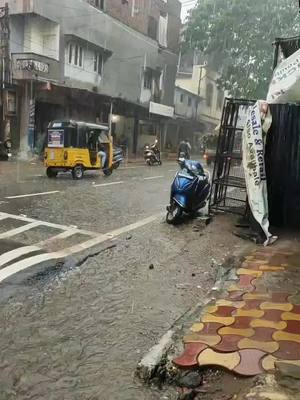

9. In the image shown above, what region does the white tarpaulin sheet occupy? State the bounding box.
[267,48,300,103]
[242,101,277,246]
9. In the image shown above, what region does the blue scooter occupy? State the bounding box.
[166,159,210,224]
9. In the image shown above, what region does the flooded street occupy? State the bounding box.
[0,0,299,398]
[0,162,243,399]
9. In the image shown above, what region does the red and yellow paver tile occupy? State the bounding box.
[173,246,300,376]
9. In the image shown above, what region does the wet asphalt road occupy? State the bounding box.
[0,162,175,232]
[0,160,244,400]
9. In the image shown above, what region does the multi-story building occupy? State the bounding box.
[165,51,224,153]
[164,85,201,152]
[0,0,181,155]
[176,64,224,133]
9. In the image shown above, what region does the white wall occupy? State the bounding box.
[23,15,60,60]
[174,88,197,119]
[10,15,25,54]
[176,65,224,126]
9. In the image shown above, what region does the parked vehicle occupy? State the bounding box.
[112,146,124,169]
[0,139,12,161]
[44,120,114,179]
[144,140,162,166]
[166,159,210,224]
[203,134,218,166]
[203,148,216,166]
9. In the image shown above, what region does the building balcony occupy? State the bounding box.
[11,53,61,82]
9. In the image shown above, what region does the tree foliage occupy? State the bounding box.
[184,0,300,99]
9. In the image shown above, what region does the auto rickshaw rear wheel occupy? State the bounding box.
[46,167,57,178]
[72,165,84,180]
[103,167,113,176]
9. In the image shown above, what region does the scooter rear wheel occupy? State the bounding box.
[166,204,182,224]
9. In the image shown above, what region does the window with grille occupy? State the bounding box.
[94,0,104,10]
[68,44,73,64]
[68,43,84,67]
[144,69,153,90]
[148,16,158,40]
[94,52,103,75]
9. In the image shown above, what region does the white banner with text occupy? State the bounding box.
[242,101,277,246]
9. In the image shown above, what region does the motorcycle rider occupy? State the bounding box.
[144,139,161,164]
[151,139,161,162]
[178,139,191,159]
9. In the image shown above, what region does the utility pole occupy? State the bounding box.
[195,64,206,119]
[0,3,10,142]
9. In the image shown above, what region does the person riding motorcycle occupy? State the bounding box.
[150,140,161,162]
[178,139,191,159]
[144,139,161,165]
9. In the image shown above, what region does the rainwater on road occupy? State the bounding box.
[0,160,244,400]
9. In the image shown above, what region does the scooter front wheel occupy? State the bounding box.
[166,204,182,224]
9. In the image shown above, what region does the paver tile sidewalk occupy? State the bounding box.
[174,244,300,377]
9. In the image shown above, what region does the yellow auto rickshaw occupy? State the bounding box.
[44,120,113,179]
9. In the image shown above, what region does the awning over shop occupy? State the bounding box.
[149,102,174,118]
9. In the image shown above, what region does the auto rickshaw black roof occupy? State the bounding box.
[47,120,110,148]
[48,120,109,131]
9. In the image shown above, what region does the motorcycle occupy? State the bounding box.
[112,145,124,169]
[0,139,12,161]
[166,158,210,224]
[144,140,162,166]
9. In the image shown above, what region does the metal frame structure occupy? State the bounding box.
[209,97,254,215]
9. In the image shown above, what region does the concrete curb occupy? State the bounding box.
[136,243,253,384]
[136,329,175,382]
